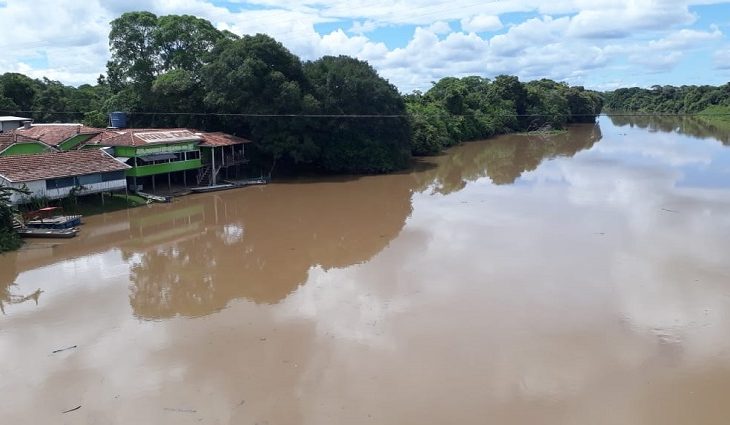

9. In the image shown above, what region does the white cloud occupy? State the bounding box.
[489,16,570,56]
[567,0,698,38]
[349,20,382,34]
[648,27,722,50]
[427,21,452,35]
[460,14,502,33]
[0,0,728,91]
[714,46,730,69]
[629,51,685,72]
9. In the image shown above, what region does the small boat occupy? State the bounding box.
[17,227,78,239]
[136,191,172,203]
[24,207,82,229]
[223,176,270,187]
[189,184,234,193]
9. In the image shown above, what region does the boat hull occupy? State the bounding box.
[17,228,78,239]
[25,215,82,229]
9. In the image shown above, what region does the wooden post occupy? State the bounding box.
[211,147,216,186]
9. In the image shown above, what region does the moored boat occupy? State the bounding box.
[189,184,234,193]
[23,207,82,229]
[17,227,78,239]
[135,191,172,203]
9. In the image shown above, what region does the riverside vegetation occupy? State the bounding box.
[604,84,730,131]
[24,12,730,252]
[0,11,603,174]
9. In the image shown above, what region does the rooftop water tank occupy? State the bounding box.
[109,111,127,129]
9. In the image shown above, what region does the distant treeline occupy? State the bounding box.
[0,11,603,174]
[405,77,603,155]
[604,84,730,114]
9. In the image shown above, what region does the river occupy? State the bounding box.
[1,116,730,424]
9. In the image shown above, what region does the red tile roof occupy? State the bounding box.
[13,124,103,146]
[0,134,13,154]
[196,132,252,147]
[87,128,201,147]
[0,149,130,182]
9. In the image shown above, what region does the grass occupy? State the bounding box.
[696,105,730,133]
[697,105,730,120]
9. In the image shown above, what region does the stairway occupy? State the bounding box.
[12,215,24,230]
[196,165,211,186]
[196,164,223,186]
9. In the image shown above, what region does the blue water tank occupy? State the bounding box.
[109,111,127,128]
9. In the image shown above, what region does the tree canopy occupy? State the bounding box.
[603,84,730,114]
[403,75,603,156]
[0,11,606,174]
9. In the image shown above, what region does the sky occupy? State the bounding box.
[0,0,730,93]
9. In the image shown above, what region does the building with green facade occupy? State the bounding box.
[13,123,103,151]
[86,129,204,192]
[0,134,53,157]
[3,122,252,194]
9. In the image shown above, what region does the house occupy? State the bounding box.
[12,123,103,151]
[0,149,130,205]
[0,133,54,157]
[196,132,252,185]
[85,128,204,191]
[0,116,31,133]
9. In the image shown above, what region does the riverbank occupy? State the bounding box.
[697,105,730,131]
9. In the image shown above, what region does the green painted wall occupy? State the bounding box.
[115,142,198,157]
[0,142,50,156]
[200,146,213,161]
[126,159,202,177]
[59,134,94,151]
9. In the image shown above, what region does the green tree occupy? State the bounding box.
[0,73,39,112]
[155,15,225,75]
[0,186,29,253]
[107,11,160,92]
[304,55,411,173]
[203,34,318,171]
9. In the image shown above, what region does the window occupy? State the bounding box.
[102,171,126,182]
[77,174,102,185]
[45,176,76,190]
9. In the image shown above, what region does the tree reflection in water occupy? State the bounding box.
[127,174,416,319]
[608,114,730,145]
[127,124,605,319]
[412,123,602,193]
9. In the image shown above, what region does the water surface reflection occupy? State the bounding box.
[2,119,730,425]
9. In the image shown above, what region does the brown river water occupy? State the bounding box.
[1,116,730,424]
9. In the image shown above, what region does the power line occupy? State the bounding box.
[3,109,730,119]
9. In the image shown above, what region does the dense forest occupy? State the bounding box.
[604,84,730,114]
[0,11,603,175]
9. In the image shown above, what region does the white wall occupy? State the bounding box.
[2,178,127,205]
[0,121,23,133]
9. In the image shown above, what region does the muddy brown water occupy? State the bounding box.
[2,117,730,424]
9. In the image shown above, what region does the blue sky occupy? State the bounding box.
[1,0,730,92]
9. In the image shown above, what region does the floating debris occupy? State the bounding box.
[163,407,197,413]
[52,345,77,354]
[62,406,81,414]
